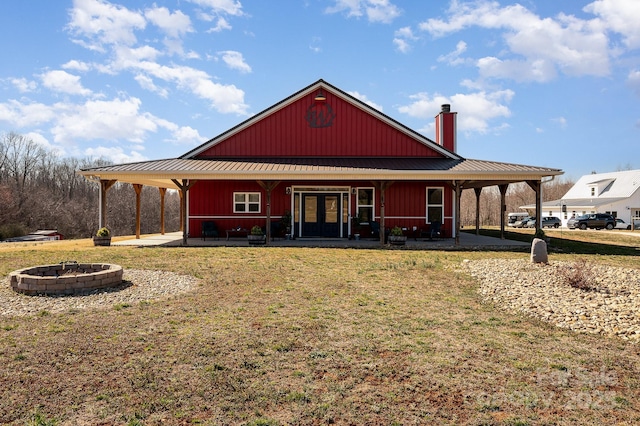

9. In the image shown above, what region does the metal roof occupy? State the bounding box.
[78,157,563,190]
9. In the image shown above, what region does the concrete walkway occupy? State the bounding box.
[113,231,530,250]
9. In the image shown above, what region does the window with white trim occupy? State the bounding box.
[234,192,261,213]
[426,187,444,223]
[356,188,374,223]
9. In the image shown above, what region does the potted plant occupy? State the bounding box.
[93,227,111,246]
[351,211,363,240]
[248,225,266,245]
[388,226,407,245]
[280,210,293,239]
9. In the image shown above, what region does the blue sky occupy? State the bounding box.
[1,0,639,180]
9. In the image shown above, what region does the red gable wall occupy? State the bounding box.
[195,90,444,158]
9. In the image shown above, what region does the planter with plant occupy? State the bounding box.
[280,210,293,239]
[388,226,407,245]
[93,227,111,246]
[248,225,266,245]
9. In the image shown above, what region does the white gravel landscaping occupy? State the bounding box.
[463,258,640,341]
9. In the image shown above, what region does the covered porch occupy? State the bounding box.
[79,157,562,247]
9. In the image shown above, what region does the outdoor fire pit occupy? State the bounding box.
[9,261,123,295]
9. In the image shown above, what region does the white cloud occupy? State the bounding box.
[67,0,146,50]
[476,57,557,83]
[0,100,58,128]
[41,70,92,96]
[585,0,640,49]
[326,0,401,24]
[169,125,205,146]
[144,6,193,39]
[347,91,383,112]
[134,74,169,97]
[552,116,568,128]
[62,60,92,72]
[420,1,612,81]
[309,37,322,53]
[128,61,248,114]
[187,0,244,16]
[85,145,148,163]
[206,17,232,32]
[628,69,640,95]
[397,90,514,134]
[218,51,251,74]
[438,40,468,66]
[393,26,417,53]
[51,97,158,144]
[11,78,37,93]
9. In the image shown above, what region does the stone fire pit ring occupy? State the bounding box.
[10,262,123,295]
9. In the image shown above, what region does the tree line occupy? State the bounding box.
[459,179,575,227]
[0,132,180,240]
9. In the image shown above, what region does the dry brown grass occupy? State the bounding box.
[1,241,640,425]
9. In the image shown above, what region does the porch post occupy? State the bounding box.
[498,184,508,239]
[99,180,116,229]
[133,184,142,239]
[527,180,543,230]
[257,181,281,245]
[474,187,482,236]
[159,188,167,235]
[172,179,196,246]
[373,181,394,245]
[454,181,463,246]
[178,191,184,232]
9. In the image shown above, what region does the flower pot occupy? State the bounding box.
[247,235,266,245]
[93,236,112,246]
[388,235,407,245]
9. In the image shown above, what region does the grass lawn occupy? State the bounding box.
[1,237,639,425]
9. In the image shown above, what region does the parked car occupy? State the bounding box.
[527,216,561,228]
[615,218,629,229]
[507,212,530,227]
[615,218,640,230]
[514,217,531,228]
[568,213,615,230]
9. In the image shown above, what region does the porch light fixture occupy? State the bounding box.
[351,187,357,195]
[314,90,326,102]
[286,187,292,195]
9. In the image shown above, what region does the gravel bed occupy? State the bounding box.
[463,258,640,341]
[0,269,199,317]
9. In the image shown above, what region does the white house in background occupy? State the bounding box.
[522,169,640,228]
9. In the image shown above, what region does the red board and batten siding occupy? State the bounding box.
[188,180,453,238]
[195,91,443,159]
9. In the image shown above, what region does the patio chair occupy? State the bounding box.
[429,221,442,240]
[369,221,380,239]
[202,221,219,240]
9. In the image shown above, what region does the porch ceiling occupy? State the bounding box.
[78,157,563,190]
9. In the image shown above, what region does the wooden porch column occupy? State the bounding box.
[133,184,143,239]
[257,180,280,245]
[527,180,543,230]
[453,181,464,246]
[498,184,508,240]
[373,181,394,245]
[99,179,117,229]
[474,187,482,236]
[159,188,167,235]
[172,179,196,246]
